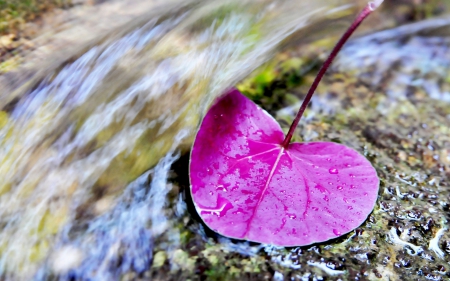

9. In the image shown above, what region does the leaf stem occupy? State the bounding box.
[281,1,382,148]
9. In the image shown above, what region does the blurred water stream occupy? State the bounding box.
[0,0,359,279]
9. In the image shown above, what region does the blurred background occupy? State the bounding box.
[0,0,449,280]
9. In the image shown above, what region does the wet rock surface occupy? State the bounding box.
[155,18,450,281]
[0,1,449,280]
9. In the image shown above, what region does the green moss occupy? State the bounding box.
[0,0,72,35]
[0,57,20,73]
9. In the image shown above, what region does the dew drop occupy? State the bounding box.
[323,196,329,202]
[349,174,355,178]
[333,229,341,236]
[364,192,368,196]
[209,191,214,196]
[216,185,227,192]
[326,158,331,162]
[207,168,213,175]
[287,213,297,219]
[347,206,353,210]
[350,185,355,189]
[337,186,343,190]
[329,168,339,174]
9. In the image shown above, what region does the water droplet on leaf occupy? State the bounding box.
[329,168,338,174]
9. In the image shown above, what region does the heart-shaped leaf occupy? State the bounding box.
[190,89,379,246]
[190,2,382,246]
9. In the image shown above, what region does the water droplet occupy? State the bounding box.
[329,168,339,174]
[350,185,355,189]
[326,158,331,162]
[280,190,286,194]
[216,185,227,192]
[287,213,297,219]
[220,114,224,117]
[198,197,233,217]
[328,182,333,185]
[209,191,214,196]
[347,206,353,210]
[207,168,213,175]
[356,212,361,215]
[343,198,349,203]
[364,192,368,196]
[349,174,355,178]
[282,218,287,224]
[312,207,319,211]
[323,196,329,202]
[333,229,341,236]
[337,186,343,190]
[345,164,351,167]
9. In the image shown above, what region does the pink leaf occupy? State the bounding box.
[190,89,379,246]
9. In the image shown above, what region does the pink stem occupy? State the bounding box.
[281,3,377,148]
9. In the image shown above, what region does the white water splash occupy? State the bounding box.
[387,227,424,256]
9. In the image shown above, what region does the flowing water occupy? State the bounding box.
[1,0,450,280]
[0,0,359,279]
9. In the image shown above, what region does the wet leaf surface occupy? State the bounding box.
[190,89,379,246]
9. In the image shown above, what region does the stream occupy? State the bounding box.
[0,0,449,280]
